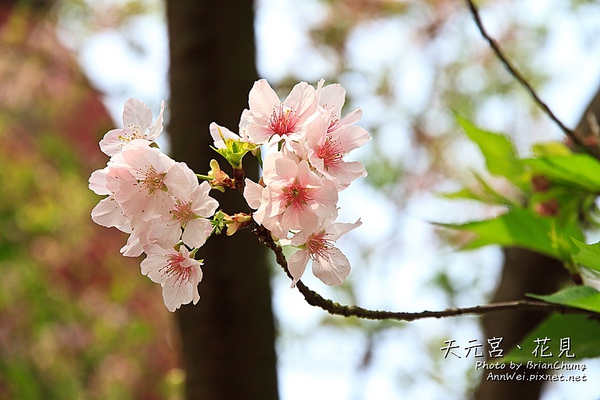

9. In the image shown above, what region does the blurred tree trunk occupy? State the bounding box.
[473,249,567,399]
[166,1,279,399]
[473,87,600,400]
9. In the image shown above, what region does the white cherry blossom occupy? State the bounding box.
[100,98,165,156]
[107,140,178,221]
[89,165,134,232]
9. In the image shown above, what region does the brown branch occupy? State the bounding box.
[463,0,594,156]
[233,166,246,193]
[253,224,600,322]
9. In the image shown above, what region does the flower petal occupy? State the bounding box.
[182,218,212,248]
[122,98,154,132]
[91,196,130,231]
[288,248,310,287]
[146,100,165,140]
[244,178,264,210]
[210,122,240,149]
[248,79,280,119]
[313,247,350,286]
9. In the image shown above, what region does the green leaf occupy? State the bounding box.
[522,154,600,192]
[572,239,600,273]
[531,141,572,157]
[470,170,519,206]
[504,314,600,362]
[439,208,583,259]
[456,115,524,181]
[440,187,483,202]
[211,138,258,169]
[440,171,517,206]
[528,286,600,313]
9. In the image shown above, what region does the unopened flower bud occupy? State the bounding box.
[534,198,559,216]
[531,175,551,193]
[224,212,253,236]
[208,159,234,192]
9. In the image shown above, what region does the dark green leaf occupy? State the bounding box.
[528,286,600,313]
[439,208,583,259]
[504,314,600,362]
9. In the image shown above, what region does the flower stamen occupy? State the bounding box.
[268,105,299,136]
[307,232,334,261]
[281,182,312,208]
[316,136,343,168]
[160,253,192,287]
[138,166,167,194]
[170,200,195,225]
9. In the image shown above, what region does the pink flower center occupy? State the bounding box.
[316,136,343,168]
[170,200,194,223]
[281,182,312,208]
[139,166,167,194]
[268,105,299,136]
[307,232,334,260]
[161,253,192,286]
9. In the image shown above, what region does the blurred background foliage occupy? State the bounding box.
[1,0,600,398]
[0,2,181,399]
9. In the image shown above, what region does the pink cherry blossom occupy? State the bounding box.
[89,166,135,232]
[242,79,317,144]
[88,79,371,309]
[304,112,371,190]
[88,167,111,196]
[243,178,265,211]
[107,140,178,221]
[100,98,165,156]
[91,196,131,232]
[145,180,219,249]
[316,79,362,132]
[288,219,361,286]
[113,162,218,255]
[141,245,203,312]
[249,152,338,238]
[119,222,146,257]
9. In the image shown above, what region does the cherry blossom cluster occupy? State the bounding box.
[89,99,218,311]
[88,79,370,312]
[211,79,370,287]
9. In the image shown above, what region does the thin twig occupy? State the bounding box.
[464,0,593,155]
[253,225,600,322]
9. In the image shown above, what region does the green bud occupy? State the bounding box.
[211,210,228,235]
[212,138,258,169]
